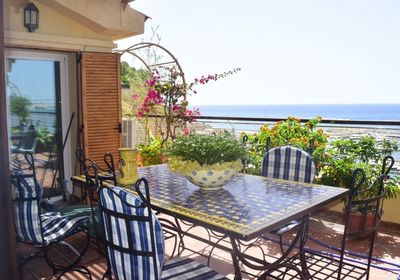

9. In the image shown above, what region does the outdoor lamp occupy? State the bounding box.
[24,3,39,32]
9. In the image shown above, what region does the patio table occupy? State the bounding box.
[138,164,348,279]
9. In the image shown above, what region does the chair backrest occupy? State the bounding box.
[261,145,316,183]
[10,154,44,245]
[98,179,164,280]
[76,148,117,185]
[345,156,395,237]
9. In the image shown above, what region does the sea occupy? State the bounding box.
[196,104,400,120]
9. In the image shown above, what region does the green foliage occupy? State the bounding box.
[120,62,151,117]
[244,117,328,175]
[137,137,163,166]
[166,131,248,166]
[316,136,400,200]
[35,127,55,152]
[9,94,31,123]
[121,62,150,89]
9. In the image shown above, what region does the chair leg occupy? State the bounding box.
[102,266,112,279]
[279,235,285,254]
[59,241,81,257]
[57,265,93,280]
[44,229,92,279]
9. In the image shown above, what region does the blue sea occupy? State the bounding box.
[196,104,400,120]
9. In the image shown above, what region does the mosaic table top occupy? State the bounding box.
[138,164,348,240]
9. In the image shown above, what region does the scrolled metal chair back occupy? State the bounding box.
[345,156,395,237]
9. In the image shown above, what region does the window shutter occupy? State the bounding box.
[80,52,121,168]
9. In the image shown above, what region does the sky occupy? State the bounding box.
[8,60,56,102]
[117,0,400,106]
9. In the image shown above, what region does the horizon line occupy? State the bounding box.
[190,103,400,106]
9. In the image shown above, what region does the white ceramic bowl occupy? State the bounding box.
[185,167,238,190]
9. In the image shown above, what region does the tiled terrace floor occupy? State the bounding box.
[21,211,400,280]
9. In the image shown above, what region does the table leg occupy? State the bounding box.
[173,217,187,255]
[229,215,313,279]
[230,252,242,280]
[299,214,312,279]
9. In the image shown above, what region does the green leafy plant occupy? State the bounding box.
[35,127,55,152]
[167,131,247,166]
[244,117,329,175]
[317,136,400,200]
[9,94,31,124]
[137,137,163,166]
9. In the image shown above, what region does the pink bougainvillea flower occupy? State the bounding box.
[173,104,182,112]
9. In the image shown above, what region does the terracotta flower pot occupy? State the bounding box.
[347,210,380,238]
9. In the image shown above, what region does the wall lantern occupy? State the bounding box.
[24,3,39,32]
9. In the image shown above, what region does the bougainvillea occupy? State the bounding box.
[134,67,241,143]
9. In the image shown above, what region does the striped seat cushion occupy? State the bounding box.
[11,172,89,246]
[41,212,89,244]
[11,173,44,245]
[161,257,228,279]
[99,186,165,280]
[261,146,316,183]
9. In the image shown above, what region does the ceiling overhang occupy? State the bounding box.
[36,0,147,40]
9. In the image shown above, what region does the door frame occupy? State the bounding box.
[5,49,73,194]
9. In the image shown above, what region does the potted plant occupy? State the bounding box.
[166,131,248,190]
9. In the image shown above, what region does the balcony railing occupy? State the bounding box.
[122,114,400,170]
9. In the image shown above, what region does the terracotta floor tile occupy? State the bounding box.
[20,211,400,279]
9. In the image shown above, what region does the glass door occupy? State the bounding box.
[6,50,70,198]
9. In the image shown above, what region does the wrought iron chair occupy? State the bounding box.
[61,148,116,223]
[261,145,316,252]
[61,148,117,244]
[337,155,395,279]
[76,148,117,186]
[10,153,92,279]
[98,177,228,280]
[261,145,316,183]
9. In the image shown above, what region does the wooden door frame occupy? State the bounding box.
[0,0,19,278]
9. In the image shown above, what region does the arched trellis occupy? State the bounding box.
[118,42,187,91]
[117,42,189,145]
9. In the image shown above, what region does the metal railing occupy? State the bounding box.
[134,114,400,172]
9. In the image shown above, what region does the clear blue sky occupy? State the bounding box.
[8,60,56,102]
[118,0,400,106]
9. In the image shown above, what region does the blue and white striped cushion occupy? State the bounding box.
[11,175,43,245]
[41,212,89,244]
[12,173,89,246]
[99,186,165,280]
[162,257,228,279]
[11,170,43,199]
[261,146,316,183]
